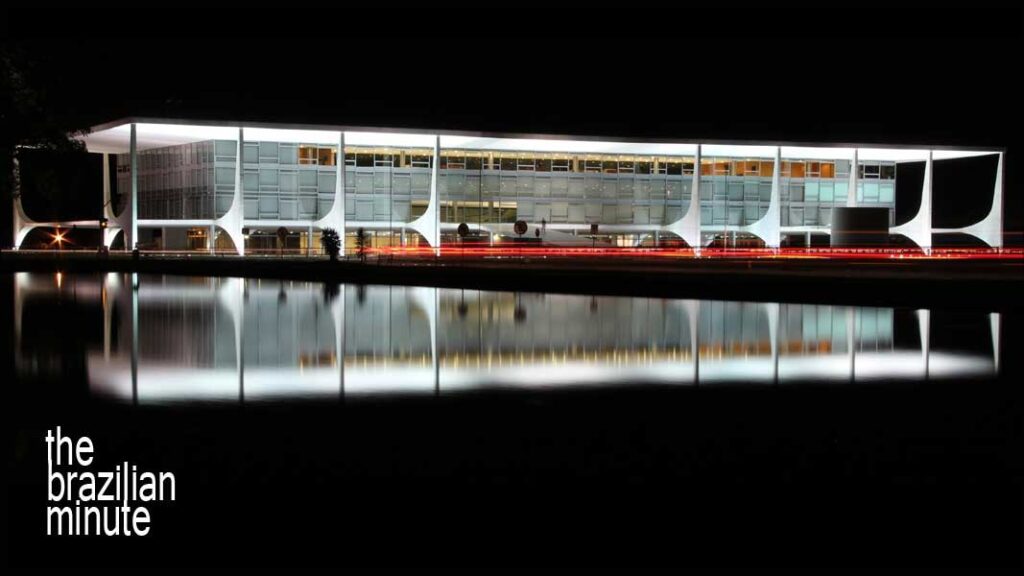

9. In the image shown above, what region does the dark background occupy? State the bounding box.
[2,6,1023,245]
[5,5,1024,572]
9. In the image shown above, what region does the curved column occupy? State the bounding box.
[313,131,346,255]
[662,144,702,250]
[847,148,859,208]
[942,152,1003,248]
[13,187,38,249]
[100,152,123,248]
[741,146,781,249]
[125,123,138,251]
[213,128,245,255]
[891,150,932,251]
[11,154,39,249]
[408,135,441,254]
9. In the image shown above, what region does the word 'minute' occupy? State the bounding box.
[46,427,176,536]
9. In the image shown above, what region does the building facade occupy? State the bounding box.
[12,119,1005,253]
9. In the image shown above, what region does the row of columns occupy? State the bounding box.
[10,130,1005,252]
[662,146,1004,250]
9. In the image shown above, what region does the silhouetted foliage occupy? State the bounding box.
[355,227,368,263]
[320,227,341,261]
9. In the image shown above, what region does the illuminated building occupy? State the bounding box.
[12,119,1005,253]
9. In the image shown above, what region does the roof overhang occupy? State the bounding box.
[76,118,1004,161]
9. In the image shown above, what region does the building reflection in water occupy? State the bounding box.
[12,272,1001,404]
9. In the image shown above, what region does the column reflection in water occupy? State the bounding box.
[8,273,1003,405]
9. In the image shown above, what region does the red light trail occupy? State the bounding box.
[361,244,1024,261]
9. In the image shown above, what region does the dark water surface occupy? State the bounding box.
[7,272,1023,569]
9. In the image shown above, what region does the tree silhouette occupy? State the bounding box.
[320,227,341,261]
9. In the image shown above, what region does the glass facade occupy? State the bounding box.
[121,138,898,236]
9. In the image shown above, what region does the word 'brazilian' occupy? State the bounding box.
[46,427,176,536]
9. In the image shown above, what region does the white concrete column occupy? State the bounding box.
[847,148,859,208]
[891,150,932,251]
[313,131,346,255]
[11,154,37,249]
[662,144,702,252]
[212,128,245,255]
[408,135,441,254]
[128,123,138,251]
[949,151,1003,248]
[743,146,781,249]
[338,131,346,253]
[100,153,122,248]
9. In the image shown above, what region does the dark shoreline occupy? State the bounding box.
[3,251,1022,310]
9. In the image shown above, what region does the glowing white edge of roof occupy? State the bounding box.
[77,122,1001,161]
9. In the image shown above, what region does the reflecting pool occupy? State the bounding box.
[13,272,1001,404]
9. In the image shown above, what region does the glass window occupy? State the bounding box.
[860,163,880,179]
[728,182,743,201]
[820,162,835,178]
[259,169,278,187]
[215,140,236,158]
[789,161,806,178]
[299,146,318,165]
[880,164,895,179]
[279,171,298,193]
[805,181,819,201]
[790,183,804,202]
[318,173,336,193]
[243,172,259,192]
[820,182,834,202]
[835,182,848,201]
[216,167,235,186]
[863,182,879,201]
[243,144,259,164]
[259,142,278,161]
[879,182,894,203]
[318,147,335,166]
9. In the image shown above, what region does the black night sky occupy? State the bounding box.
[5,9,1024,573]
[3,10,1023,245]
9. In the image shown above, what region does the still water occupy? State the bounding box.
[13,272,1001,403]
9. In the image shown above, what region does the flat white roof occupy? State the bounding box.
[76,118,1002,161]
